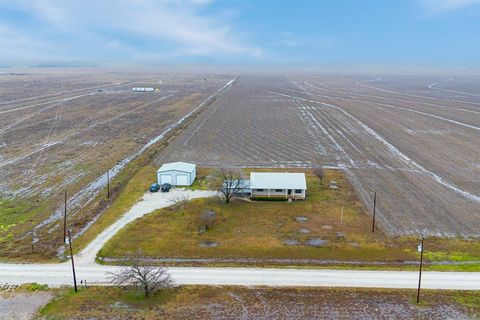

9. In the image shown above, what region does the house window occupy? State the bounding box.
[275,189,283,192]
[295,189,303,194]
[256,189,264,192]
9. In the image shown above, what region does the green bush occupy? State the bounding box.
[24,283,49,291]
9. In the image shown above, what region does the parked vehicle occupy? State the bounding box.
[149,183,160,192]
[161,183,172,192]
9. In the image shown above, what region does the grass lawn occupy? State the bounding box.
[99,169,480,269]
[38,286,480,319]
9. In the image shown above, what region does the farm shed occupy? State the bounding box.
[250,172,307,200]
[157,162,196,186]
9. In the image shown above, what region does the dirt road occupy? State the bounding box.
[1,262,479,290]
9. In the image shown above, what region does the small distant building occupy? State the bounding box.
[157,162,196,186]
[132,87,155,92]
[249,172,307,200]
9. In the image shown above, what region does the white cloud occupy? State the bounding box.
[419,0,480,14]
[0,0,261,63]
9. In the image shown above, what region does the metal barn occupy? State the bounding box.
[156,162,196,186]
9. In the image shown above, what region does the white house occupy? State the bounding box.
[249,172,307,200]
[157,162,196,186]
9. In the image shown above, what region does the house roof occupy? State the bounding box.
[250,172,307,190]
[157,162,196,173]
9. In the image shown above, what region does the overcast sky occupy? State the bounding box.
[0,0,479,69]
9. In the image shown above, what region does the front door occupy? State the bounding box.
[287,189,292,196]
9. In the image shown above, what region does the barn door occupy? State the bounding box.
[160,175,172,184]
[176,175,189,186]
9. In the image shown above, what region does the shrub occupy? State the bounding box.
[24,283,49,291]
[198,210,216,231]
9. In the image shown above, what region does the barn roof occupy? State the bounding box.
[250,172,307,190]
[157,162,196,173]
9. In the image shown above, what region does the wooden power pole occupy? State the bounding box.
[67,229,78,292]
[417,236,424,304]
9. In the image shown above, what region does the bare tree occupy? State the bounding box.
[211,168,246,203]
[108,254,174,297]
[198,210,216,231]
[313,165,326,184]
[168,193,191,210]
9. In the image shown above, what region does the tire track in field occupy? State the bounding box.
[287,87,480,132]
[303,81,480,115]
[308,104,463,235]
[293,98,399,233]
[0,94,173,168]
[428,82,480,98]
[356,78,480,106]
[286,85,480,183]
[295,97,471,235]
[273,90,480,204]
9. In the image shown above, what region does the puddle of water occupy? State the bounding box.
[199,240,218,248]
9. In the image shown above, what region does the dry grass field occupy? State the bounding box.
[38,286,480,319]
[159,74,480,237]
[0,69,233,260]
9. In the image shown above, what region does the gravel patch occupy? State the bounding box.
[0,292,53,320]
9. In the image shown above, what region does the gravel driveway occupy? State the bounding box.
[75,188,219,265]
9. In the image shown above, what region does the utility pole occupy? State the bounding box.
[63,190,67,243]
[417,236,424,304]
[67,229,78,292]
[372,191,377,233]
[107,170,110,199]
